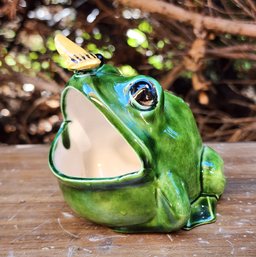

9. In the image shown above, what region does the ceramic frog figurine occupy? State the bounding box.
[49,34,226,233]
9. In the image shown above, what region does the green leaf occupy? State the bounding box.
[119,65,138,76]
[164,60,173,69]
[47,37,56,51]
[5,55,16,66]
[87,43,98,52]
[127,29,148,48]
[82,32,91,40]
[32,61,41,72]
[29,52,39,60]
[148,55,163,70]
[42,61,49,69]
[138,21,152,33]
[157,40,165,49]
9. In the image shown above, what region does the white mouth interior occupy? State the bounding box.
[53,88,142,178]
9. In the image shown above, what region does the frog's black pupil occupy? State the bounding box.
[130,81,157,109]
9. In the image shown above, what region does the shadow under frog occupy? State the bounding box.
[49,35,226,233]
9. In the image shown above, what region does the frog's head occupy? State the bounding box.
[49,35,165,181]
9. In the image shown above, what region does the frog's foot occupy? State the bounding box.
[113,172,191,233]
[184,146,225,230]
[201,146,226,198]
[184,195,217,229]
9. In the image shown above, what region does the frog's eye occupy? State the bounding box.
[129,80,157,111]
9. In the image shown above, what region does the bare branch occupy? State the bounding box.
[160,63,185,89]
[116,0,256,37]
[206,50,256,61]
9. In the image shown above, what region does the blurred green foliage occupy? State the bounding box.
[0,0,256,143]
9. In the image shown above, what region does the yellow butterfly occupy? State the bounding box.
[54,34,101,71]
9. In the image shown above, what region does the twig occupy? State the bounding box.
[219,79,256,85]
[0,0,19,20]
[233,0,256,20]
[247,0,256,15]
[50,62,70,83]
[208,44,256,52]
[160,63,185,89]
[203,123,256,139]
[206,50,256,61]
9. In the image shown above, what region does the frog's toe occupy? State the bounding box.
[183,196,217,230]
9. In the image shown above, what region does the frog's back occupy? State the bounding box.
[160,91,203,200]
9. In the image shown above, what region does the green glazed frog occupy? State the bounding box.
[49,34,226,233]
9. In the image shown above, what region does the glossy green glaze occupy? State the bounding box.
[49,63,226,233]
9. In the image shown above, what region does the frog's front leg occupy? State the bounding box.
[184,146,226,229]
[114,172,191,233]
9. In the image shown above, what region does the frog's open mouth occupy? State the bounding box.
[51,87,142,179]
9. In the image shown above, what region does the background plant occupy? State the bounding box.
[0,0,255,144]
